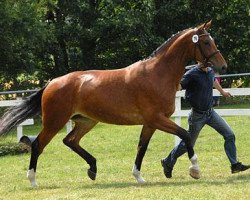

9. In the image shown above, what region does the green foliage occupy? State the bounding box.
[0,1,46,76]
[213,0,250,74]
[0,0,249,88]
[0,142,29,156]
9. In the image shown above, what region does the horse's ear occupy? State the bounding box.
[197,20,212,31]
[204,20,212,30]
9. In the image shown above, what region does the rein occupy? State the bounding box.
[194,33,220,67]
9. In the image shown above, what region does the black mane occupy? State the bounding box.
[148,28,191,58]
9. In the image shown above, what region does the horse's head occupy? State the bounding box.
[192,20,227,73]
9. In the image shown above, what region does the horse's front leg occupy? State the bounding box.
[175,126,200,179]
[132,125,155,184]
[152,115,200,179]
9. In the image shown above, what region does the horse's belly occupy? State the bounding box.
[80,106,144,125]
[77,86,144,124]
[102,113,144,125]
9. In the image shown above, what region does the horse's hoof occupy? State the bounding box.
[88,169,96,180]
[189,166,201,179]
[31,182,38,188]
[27,169,38,187]
[134,175,146,184]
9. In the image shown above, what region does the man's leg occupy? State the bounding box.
[161,140,189,178]
[207,110,237,164]
[207,110,250,173]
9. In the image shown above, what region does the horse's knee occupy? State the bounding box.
[177,127,191,143]
[176,127,194,159]
[63,136,76,148]
[63,137,71,147]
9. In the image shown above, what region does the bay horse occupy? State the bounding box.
[0,21,227,187]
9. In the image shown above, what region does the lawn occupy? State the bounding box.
[0,116,249,200]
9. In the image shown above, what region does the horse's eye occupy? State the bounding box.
[204,41,210,46]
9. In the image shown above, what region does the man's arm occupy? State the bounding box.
[180,71,192,90]
[213,79,232,97]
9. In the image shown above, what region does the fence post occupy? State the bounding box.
[17,126,23,141]
[16,97,23,141]
[175,96,181,146]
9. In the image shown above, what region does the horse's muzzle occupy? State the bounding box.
[220,64,228,74]
[212,64,227,74]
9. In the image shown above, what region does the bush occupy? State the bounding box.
[0,142,29,156]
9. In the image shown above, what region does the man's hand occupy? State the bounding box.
[221,90,232,97]
[214,79,232,97]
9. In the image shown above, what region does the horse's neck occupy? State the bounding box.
[153,34,193,85]
[149,54,187,88]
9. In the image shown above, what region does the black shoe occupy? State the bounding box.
[161,159,173,178]
[231,162,250,174]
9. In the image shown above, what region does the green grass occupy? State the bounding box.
[0,116,249,200]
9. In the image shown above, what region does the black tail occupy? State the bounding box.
[0,85,47,136]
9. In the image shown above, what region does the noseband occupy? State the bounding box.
[193,33,220,67]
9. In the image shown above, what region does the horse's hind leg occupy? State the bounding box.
[132,125,155,184]
[27,105,72,187]
[63,118,98,180]
[28,125,66,187]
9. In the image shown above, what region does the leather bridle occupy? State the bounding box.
[194,33,220,67]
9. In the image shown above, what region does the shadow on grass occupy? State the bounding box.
[22,173,250,191]
[24,185,62,191]
[226,173,250,182]
[75,173,250,190]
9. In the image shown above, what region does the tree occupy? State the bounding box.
[0,0,249,90]
[45,0,159,71]
[0,0,49,89]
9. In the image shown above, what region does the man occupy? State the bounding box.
[161,63,250,178]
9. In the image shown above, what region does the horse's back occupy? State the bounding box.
[76,69,144,124]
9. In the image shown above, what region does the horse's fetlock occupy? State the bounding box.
[90,157,96,166]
